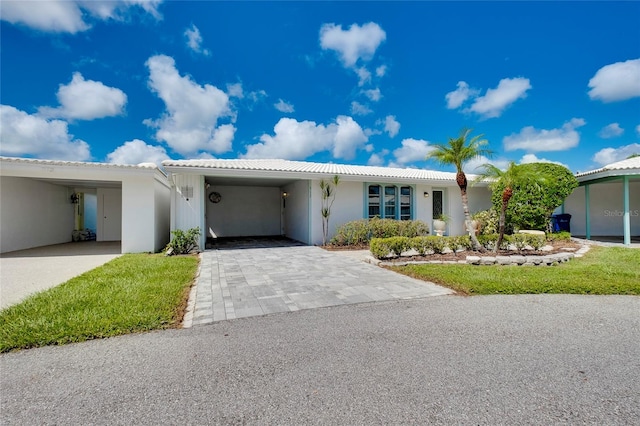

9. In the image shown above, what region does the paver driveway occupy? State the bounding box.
[187,238,452,326]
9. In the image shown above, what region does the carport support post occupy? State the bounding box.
[585,184,591,240]
[623,176,630,246]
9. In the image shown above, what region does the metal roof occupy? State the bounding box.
[0,156,161,170]
[162,158,464,182]
[576,157,640,179]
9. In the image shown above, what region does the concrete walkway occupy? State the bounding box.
[185,239,452,326]
[0,241,121,309]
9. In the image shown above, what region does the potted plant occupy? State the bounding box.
[433,213,449,236]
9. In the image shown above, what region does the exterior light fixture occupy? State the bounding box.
[70,193,80,204]
[423,192,429,198]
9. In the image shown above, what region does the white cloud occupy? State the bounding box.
[376,65,387,78]
[383,115,400,138]
[226,83,243,98]
[588,58,640,102]
[367,149,389,166]
[106,139,169,165]
[445,81,478,109]
[243,116,367,161]
[1,0,162,34]
[274,99,295,113]
[467,77,532,118]
[598,123,624,139]
[464,155,511,174]
[184,24,210,56]
[356,67,372,86]
[392,138,433,165]
[636,124,640,136]
[519,153,566,167]
[247,90,267,103]
[319,22,386,68]
[0,105,90,160]
[351,101,372,116]
[593,143,640,166]
[363,88,382,102]
[333,116,367,159]
[503,118,586,152]
[144,55,235,156]
[38,72,127,120]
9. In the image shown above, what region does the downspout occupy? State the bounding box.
[585,184,591,240]
[623,175,630,246]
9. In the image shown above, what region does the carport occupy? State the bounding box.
[0,157,171,254]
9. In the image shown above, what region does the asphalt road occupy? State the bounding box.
[2,294,639,425]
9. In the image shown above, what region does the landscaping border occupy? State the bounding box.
[367,244,591,267]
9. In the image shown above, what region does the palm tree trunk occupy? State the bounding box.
[495,188,512,253]
[460,187,484,252]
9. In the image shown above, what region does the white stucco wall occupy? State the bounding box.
[206,185,281,238]
[171,174,205,248]
[564,182,640,236]
[309,180,365,245]
[120,175,170,253]
[283,180,310,244]
[0,176,75,253]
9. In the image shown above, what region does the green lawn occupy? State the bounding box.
[0,253,199,353]
[391,246,640,295]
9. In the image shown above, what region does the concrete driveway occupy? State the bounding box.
[0,241,121,309]
[186,238,453,326]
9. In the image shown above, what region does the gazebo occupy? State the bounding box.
[564,157,640,246]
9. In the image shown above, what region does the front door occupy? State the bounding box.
[98,188,122,241]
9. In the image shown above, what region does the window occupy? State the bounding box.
[400,186,411,220]
[432,190,443,219]
[368,185,380,218]
[367,184,412,220]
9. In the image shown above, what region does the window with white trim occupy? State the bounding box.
[367,184,413,220]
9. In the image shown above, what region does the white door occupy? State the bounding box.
[98,188,122,241]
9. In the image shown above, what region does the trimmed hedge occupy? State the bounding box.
[370,233,549,259]
[330,218,429,246]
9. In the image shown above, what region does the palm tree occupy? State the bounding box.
[475,162,544,252]
[426,128,492,251]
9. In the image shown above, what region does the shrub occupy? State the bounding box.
[411,236,431,255]
[387,236,410,256]
[547,231,571,242]
[528,235,546,250]
[331,218,429,246]
[370,238,392,259]
[330,219,369,246]
[472,209,500,235]
[165,227,200,255]
[426,236,447,254]
[449,235,472,252]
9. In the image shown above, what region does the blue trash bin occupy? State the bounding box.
[554,214,572,233]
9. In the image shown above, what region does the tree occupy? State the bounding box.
[488,163,578,232]
[426,128,492,251]
[320,175,340,246]
[476,162,544,252]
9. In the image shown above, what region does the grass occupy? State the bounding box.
[0,253,199,353]
[391,246,640,295]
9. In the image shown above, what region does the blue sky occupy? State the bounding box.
[1,1,639,174]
